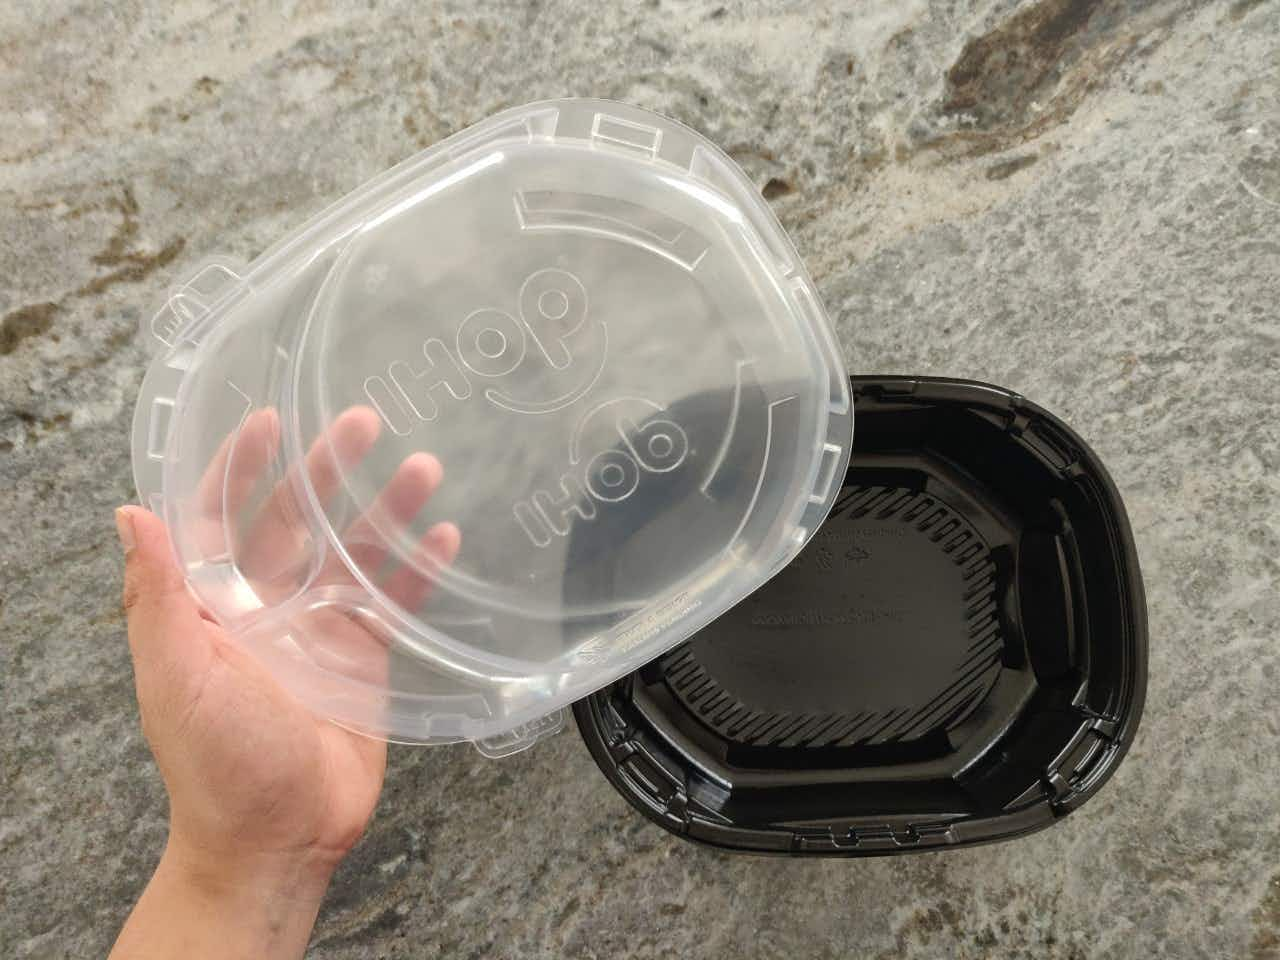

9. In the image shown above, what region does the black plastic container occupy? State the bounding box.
[574,376,1147,856]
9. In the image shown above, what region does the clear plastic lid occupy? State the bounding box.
[131,99,852,755]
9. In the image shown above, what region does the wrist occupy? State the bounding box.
[160,832,339,907]
[110,838,337,960]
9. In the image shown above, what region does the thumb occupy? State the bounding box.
[116,506,213,679]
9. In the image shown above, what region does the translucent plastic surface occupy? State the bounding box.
[131,100,852,753]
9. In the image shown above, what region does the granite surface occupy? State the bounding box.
[3,1,1279,957]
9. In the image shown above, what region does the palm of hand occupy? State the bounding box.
[125,404,458,872]
[151,612,387,865]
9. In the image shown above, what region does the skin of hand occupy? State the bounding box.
[109,407,459,959]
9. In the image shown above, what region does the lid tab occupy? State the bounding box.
[146,255,248,351]
[473,709,567,759]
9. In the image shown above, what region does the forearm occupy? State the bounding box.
[109,839,334,960]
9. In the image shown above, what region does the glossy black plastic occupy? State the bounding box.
[574,376,1147,856]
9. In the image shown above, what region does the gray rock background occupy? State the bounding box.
[2,0,1278,957]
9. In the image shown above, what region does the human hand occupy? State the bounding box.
[110,406,459,959]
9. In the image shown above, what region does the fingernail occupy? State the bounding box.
[115,508,136,553]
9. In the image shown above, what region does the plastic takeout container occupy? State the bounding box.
[576,377,1147,854]
[130,99,853,755]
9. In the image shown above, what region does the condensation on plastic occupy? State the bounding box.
[130,99,853,755]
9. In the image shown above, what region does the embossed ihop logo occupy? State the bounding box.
[361,267,688,547]
[514,396,689,548]
[362,268,607,432]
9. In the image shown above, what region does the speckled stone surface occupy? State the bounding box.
[3,1,1278,957]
